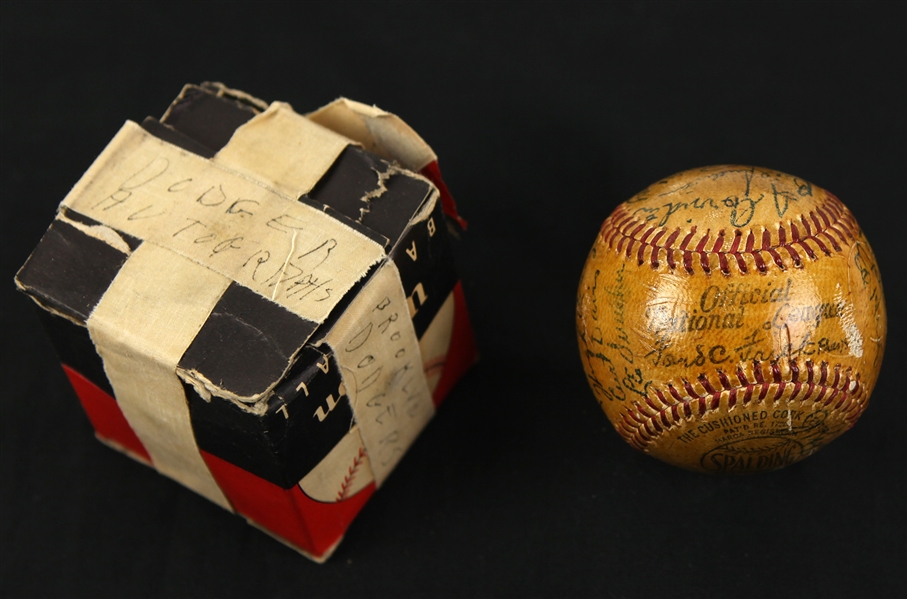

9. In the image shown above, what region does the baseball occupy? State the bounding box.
[576,166,886,473]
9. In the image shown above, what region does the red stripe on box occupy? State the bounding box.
[200,450,375,559]
[61,364,152,465]
[432,281,478,408]
[420,161,467,230]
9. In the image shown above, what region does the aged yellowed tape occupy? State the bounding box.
[214,102,350,198]
[88,243,232,509]
[308,98,437,172]
[321,262,434,487]
[62,121,383,326]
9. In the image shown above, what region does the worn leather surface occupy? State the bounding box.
[578,166,886,473]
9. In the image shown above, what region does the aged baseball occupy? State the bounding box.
[576,166,886,473]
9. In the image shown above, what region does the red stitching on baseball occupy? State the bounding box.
[599,194,857,276]
[336,446,367,502]
[618,359,867,451]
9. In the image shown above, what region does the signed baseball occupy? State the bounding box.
[576,166,886,473]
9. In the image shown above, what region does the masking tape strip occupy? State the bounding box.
[321,261,434,487]
[214,102,437,488]
[216,104,435,486]
[307,98,437,172]
[87,243,232,509]
[61,120,383,325]
[213,102,350,197]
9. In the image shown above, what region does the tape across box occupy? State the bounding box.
[15,83,477,562]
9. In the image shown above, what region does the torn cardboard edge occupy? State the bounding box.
[200,81,270,112]
[161,82,465,229]
[14,283,86,328]
[308,97,467,230]
[55,211,134,256]
[166,84,438,175]
[308,98,437,172]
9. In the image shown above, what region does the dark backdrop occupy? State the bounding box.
[2,2,904,598]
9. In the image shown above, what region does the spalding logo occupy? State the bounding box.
[700,436,804,473]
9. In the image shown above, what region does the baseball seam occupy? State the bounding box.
[617,359,867,451]
[336,446,367,502]
[599,195,858,275]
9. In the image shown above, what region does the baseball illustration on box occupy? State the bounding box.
[577,166,886,473]
[15,83,477,561]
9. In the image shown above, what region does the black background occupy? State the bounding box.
[2,2,905,598]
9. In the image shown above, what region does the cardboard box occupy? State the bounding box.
[15,83,476,561]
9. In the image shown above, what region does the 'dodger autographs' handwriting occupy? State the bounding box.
[80,155,357,308]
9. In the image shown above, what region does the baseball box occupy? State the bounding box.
[14,82,477,562]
